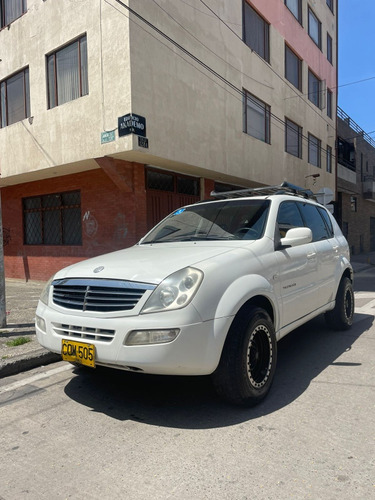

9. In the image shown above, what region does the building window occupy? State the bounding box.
[326,145,332,173]
[338,138,356,170]
[0,67,30,128]
[23,191,82,245]
[47,35,88,109]
[308,7,321,48]
[243,90,270,144]
[308,70,322,108]
[326,0,334,13]
[350,196,357,212]
[243,1,270,62]
[308,133,321,167]
[327,33,333,64]
[327,89,332,118]
[284,0,302,23]
[285,118,302,158]
[0,0,26,28]
[285,45,302,91]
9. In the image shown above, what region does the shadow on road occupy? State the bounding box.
[64,313,373,429]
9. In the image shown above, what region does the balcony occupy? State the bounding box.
[363,176,375,202]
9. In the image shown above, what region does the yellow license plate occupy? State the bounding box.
[61,340,95,368]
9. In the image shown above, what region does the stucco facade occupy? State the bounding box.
[0,0,337,279]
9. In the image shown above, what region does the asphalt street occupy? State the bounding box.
[0,266,374,499]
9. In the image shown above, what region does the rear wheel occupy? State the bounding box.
[212,307,277,407]
[325,277,354,330]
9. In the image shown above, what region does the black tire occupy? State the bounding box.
[325,276,354,330]
[212,307,277,407]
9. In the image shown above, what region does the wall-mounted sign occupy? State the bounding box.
[101,130,116,144]
[118,113,146,137]
[138,136,149,149]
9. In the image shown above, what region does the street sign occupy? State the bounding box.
[138,136,149,148]
[101,130,115,144]
[118,113,146,137]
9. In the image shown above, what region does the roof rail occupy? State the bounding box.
[210,181,315,200]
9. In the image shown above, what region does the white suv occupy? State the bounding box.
[36,182,354,406]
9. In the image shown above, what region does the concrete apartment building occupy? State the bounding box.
[0,0,337,280]
[336,107,375,255]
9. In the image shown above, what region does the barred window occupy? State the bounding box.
[23,191,82,245]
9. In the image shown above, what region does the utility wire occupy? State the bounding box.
[110,0,336,161]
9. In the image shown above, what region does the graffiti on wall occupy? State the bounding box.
[83,211,98,238]
[2,227,11,246]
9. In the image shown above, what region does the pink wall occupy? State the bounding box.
[250,0,337,91]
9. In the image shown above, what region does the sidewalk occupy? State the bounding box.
[0,279,60,378]
[1,251,375,379]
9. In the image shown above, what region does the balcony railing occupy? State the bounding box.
[338,107,375,148]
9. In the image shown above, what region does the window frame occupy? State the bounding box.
[243,89,271,144]
[46,34,89,109]
[243,1,270,63]
[23,190,82,246]
[0,67,30,128]
[0,0,26,29]
[326,145,332,173]
[326,0,334,13]
[285,118,302,158]
[308,7,322,49]
[308,69,322,108]
[308,133,321,168]
[284,0,302,24]
[285,44,302,91]
[327,32,333,64]
[327,89,333,118]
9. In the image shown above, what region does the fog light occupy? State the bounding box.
[125,329,180,346]
[35,315,46,333]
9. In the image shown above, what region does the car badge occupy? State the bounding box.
[93,266,105,273]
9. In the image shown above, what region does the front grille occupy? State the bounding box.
[53,323,115,342]
[52,278,155,312]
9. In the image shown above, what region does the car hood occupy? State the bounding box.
[53,242,247,284]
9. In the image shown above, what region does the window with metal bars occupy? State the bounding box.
[47,35,88,109]
[23,191,82,245]
[0,0,26,28]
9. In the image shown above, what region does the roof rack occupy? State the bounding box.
[210,181,315,200]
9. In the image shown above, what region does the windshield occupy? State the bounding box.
[141,199,270,244]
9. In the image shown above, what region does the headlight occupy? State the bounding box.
[141,267,203,314]
[39,275,55,306]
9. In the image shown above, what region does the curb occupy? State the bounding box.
[0,350,61,379]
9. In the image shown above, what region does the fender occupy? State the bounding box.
[214,274,280,330]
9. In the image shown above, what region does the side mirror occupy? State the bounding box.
[280,227,312,248]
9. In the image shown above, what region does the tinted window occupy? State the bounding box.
[299,203,330,241]
[277,201,304,237]
[318,207,334,238]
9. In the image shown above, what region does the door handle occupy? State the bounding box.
[307,252,316,259]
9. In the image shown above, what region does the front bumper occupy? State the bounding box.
[35,302,232,376]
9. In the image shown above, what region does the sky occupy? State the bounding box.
[338,0,375,136]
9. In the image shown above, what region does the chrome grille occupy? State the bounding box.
[52,278,155,312]
[53,323,115,343]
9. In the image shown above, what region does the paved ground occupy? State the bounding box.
[0,253,374,378]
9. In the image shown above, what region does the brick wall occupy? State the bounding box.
[2,159,147,281]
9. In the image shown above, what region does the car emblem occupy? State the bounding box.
[93,266,105,273]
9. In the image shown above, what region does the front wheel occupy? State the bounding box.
[212,307,277,407]
[325,276,354,330]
